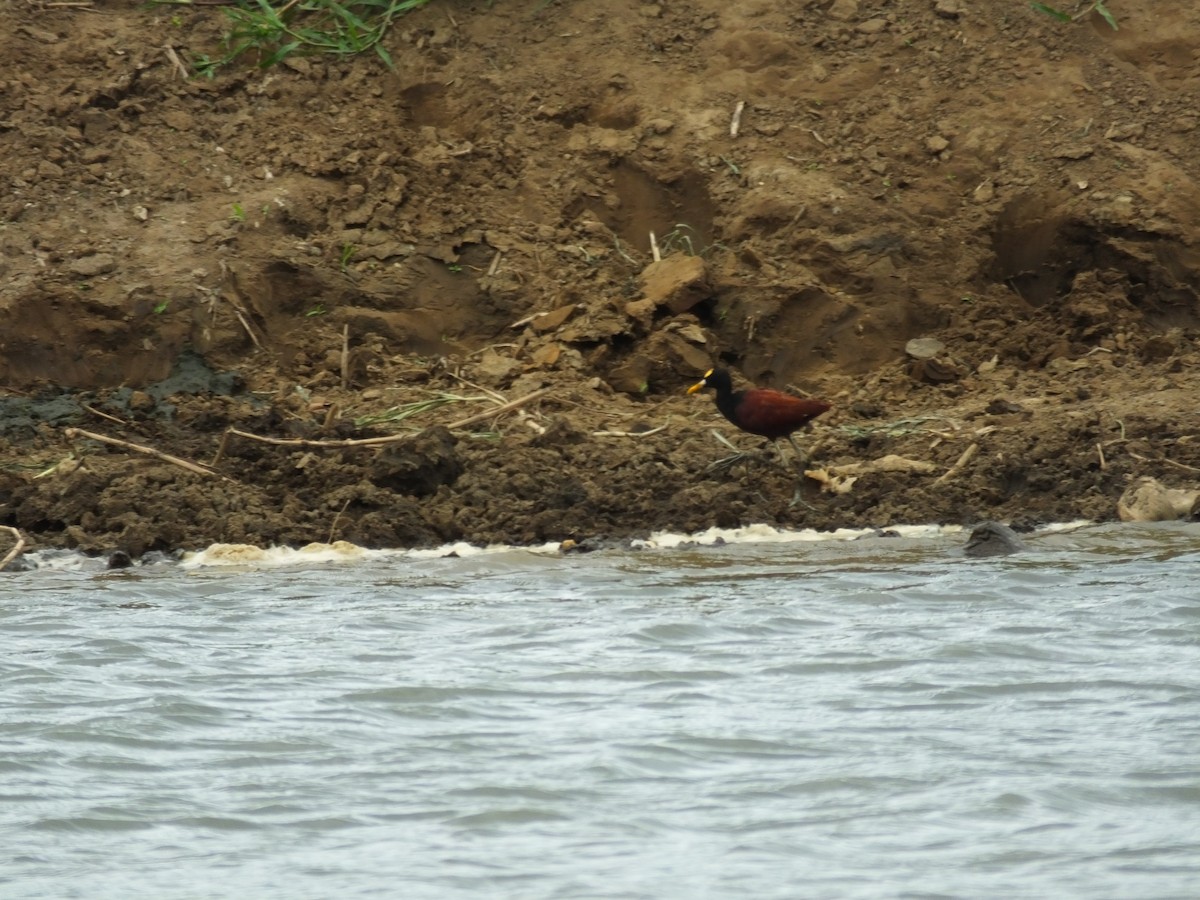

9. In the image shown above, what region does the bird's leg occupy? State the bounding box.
[707,452,753,473]
[788,484,817,510]
[782,436,811,472]
[784,435,818,509]
[706,430,758,473]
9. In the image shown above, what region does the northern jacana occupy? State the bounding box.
[688,368,830,466]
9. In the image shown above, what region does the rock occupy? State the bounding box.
[474,349,520,383]
[984,398,1024,415]
[528,342,562,368]
[905,337,945,359]
[856,18,888,34]
[964,522,1026,558]
[369,426,461,497]
[933,0,963,19]
[531,416,588,447]
[607,356,653,395]
[925,135,950,155]
[637,254,710,314]
[528,303,577,333]
[1052,145,1095,160]
[1104,123,1144,141]
[68,253,116,277]
[827,0,859,21]
[163,109,194,131]
[908,357,964,384]
[107,550,134,569]
[1117,477,1200,522]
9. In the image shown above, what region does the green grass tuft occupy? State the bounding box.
[166,0,437,77]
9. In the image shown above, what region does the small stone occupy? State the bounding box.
[163,109,194,131]
[926,135,950,154]
[638,254,710,314]
[827,0,859,21]
[646,118,675,135]
[1052,145,1094,160]
[529,342,562,368]
[1104,122,1144,141]
[972,180,995,203]
[856,18,888,34]
[905,336,945,359]
[68,253,116,277]
[1118,477,1199,523]
[132,205,149,221]
[129,390,155,412]
[528,303,577,333]
[933,0,963,19]
[474,350,520,382]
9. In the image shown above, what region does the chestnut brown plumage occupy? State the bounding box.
[688,367,830,463]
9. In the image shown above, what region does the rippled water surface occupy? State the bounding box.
[4,523,1200,899]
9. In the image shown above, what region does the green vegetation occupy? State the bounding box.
[166,0,437,76]
[1030,1,1118,30]
[354,393,487,427]
[660,223,727,259]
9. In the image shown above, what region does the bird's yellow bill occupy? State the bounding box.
[687,369,714,394]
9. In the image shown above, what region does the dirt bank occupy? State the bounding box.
[2,0,1198,557]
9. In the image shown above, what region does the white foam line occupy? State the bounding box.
[638,522,962,549]
[29,520,1101,571]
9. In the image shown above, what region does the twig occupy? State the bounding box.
[487,251,502,276]
[211,429,231,467]
[83,404,128,426]
[730,100,746,138]
[163,45,190,80]
[1097,441,1107,471]
[63,428,223,479]
[217,263,264,349]
[340,324,350,390]
[225,388,553,450]
[327,497,352,544]
[0,526,26,573]
[933,442,979,487]
[593,424,669,438]
[511,310,547,329]
[649,230,661,262]
[443,371,509,404]
[229,302,263,349]
[1128,452,1200,474]
[444,387,551,429]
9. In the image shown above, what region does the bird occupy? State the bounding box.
[687,367,830,467]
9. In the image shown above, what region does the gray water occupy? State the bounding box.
[3,523,1200,900]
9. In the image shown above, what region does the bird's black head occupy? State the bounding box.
[687,368,733,396]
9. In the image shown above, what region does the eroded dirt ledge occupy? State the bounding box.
[1,0,1198,556]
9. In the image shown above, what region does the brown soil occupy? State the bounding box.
[2,0,1199,557]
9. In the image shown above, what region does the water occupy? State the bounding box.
[3,523,1199,899]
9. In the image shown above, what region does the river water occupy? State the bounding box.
[3,522,1199,899]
